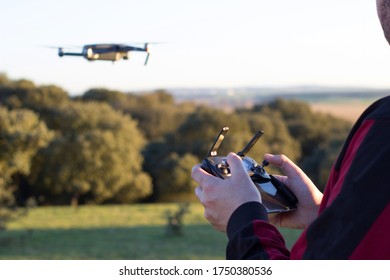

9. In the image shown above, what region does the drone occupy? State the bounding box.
[57,43,151,65]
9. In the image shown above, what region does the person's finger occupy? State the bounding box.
[226,152,247,177]
[264,153,303,177]
[191,164,210,183]
[191,164,222,186]
[271,174,288,186]
[194,186,203,202]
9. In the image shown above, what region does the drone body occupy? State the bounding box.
[57,43,150,65]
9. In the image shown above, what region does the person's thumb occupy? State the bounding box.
[264,153,302,177]
[227,152,256,183]
[226,153,245,174]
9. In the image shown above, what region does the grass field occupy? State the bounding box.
[0,204,302,260]
[309,99,375,122]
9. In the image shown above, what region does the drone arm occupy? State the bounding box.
[61,52,84,56]
[58,49,83,57]
[122,46,144,52]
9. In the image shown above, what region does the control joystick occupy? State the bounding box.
[201,127,298,214]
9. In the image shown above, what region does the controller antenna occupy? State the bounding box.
[207,127,229,157]
[237,131,264,157]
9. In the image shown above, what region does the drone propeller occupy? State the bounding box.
[40,45,83,58]
[40,44,83,50]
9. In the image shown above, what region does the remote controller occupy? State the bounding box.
[201,127,298,213]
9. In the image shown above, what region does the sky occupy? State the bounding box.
[1,0,389,95]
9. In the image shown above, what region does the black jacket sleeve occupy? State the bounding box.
[226,201,291,259]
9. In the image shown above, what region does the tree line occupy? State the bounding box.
[0,74,353,213]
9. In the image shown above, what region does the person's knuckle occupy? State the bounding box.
[279,154,287,161]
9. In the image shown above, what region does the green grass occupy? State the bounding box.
[0,204,302,259]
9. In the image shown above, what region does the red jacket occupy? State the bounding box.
[226,96,390,259]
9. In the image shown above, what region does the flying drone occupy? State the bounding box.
[57,43,151,65]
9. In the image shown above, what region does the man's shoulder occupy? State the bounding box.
[362,95,390,120]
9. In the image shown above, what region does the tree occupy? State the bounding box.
[28,102,152,206]
[0,107,54,183]
[0,78,70,117]
[78,88,127,107]
[169,105,253,159]
[121,91,195,141]
[250,98,352,185]
[0,107,53,229]
[151,153,199,202]
[300,136,346,191]
[0,73,11,86]
[79,89,195,141]
[238,111,301,162]
[0,78,36,109]
[142,104,255,202]
[252,98,351,159]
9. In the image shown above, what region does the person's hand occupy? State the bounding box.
[191,152,261,232]
[264,154,323,229]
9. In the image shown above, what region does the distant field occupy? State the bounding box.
[0,204,301,260]
[309,99,374,122]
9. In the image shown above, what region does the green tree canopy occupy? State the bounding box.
[168,105,253,159]
[238,111,301,162]
[28,102,152,205]
[0,107,54,180]
[79,88,196,141]
[121,91,195,141]
[79,88,128,107]
[0,106,53,228]
[251,98,351,159]
[248,98,352,185]
[154,153,199,202]
[0,78,70,116]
